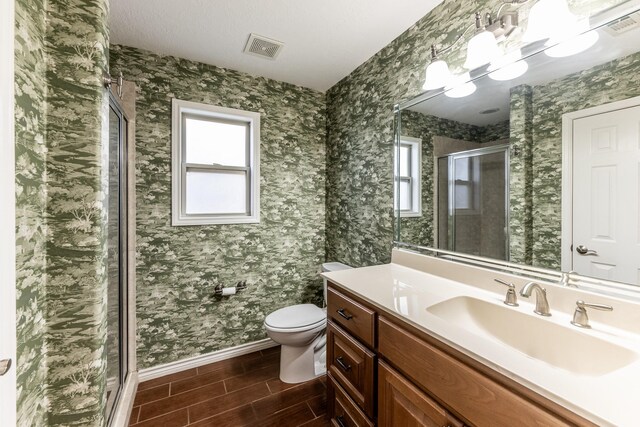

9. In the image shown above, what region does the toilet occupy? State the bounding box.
[264,262,352,383]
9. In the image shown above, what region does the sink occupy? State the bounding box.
[427,296,637,376]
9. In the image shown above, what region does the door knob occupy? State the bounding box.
[0,359,11,376]
[576,245,598,256]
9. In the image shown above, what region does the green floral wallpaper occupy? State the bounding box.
[15,0,110,425]
[110,45,327,369]
[15,0,48,424]
[326,0,630,268]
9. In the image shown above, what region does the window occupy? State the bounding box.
[172,99,260,225]
[394,136,422,217]
[452,156,480,212]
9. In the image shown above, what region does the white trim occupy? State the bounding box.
[138,339,278,382]
[109,372,138,427]
[171,99,261,226]
[561,96,640,273]
[397,135,422,218]
[0,0,17,423]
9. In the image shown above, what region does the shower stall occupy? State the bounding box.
[106,90,131,422]
[436,144,509,261]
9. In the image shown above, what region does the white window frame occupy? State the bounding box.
[171,99,260,226]
[395,136,422,218]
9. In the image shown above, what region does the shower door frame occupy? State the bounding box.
[105,91,129,423]
[106,87,139,427]
[436,144,510,258]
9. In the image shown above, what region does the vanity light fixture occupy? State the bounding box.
[488,48,528,81]
[444,72,476,98]
[422,45,453,90]
[422,1,526,91]
[524,0,599,58]
[464,12,502,70]
[545,20,599,58]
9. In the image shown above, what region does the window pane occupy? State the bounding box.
[185,117,247,166]
[455,184,471,209]
[185,170,247,214]
[399,145,410,176]
[455,157,470,181]
[399,180,411,211]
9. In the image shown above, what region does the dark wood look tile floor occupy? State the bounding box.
[129,346,330,427]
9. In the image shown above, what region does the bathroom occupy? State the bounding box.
[3,0,640,425]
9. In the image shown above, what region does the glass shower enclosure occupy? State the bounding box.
[105,93,129,422]
[436,145,509,261]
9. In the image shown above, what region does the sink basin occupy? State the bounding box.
[427,296,637,376]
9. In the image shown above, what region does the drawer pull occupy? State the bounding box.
[337,308,353,320]
[336,415,347,427]
[336,356,352,372]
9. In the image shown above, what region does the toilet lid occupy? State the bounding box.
[265,304,326,330]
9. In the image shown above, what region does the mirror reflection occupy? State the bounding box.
[396,7,640,287]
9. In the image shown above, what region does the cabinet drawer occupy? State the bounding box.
[327,321,376,418]
[378,361,464,427]
[328,373,374,427]
[327,286,376,348]
[378,317,572,427]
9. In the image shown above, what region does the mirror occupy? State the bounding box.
[395,5,640,289]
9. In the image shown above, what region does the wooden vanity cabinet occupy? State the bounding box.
[378,361,464,427]
[326,283,596,427]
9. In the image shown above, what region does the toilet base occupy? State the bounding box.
[279,336,326,384]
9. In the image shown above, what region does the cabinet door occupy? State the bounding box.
[378,361,463,427]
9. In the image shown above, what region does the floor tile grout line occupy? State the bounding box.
[131,407,188,427]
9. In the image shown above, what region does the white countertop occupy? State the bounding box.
[322,251,640,427]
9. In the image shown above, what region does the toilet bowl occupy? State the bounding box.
[264,262,352,383]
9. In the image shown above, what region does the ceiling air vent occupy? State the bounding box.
[243,33,284,60]
[604,12,640,36]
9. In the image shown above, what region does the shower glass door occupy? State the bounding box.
[106,94,128,422]
[437,145,509,260]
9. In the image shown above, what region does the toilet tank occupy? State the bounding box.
[321,262,352,304]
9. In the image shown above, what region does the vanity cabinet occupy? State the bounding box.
[378,361,463,427]
[326,283,595,427]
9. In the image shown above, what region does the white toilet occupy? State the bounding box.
[264,262,352,383]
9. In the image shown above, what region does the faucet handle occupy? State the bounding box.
[571,300,613,328]
[494,279,518,307]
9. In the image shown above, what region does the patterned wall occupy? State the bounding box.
[110,45,327,369]
[15,0,110,425]
[326,0,630,268]
[15,0,48,424]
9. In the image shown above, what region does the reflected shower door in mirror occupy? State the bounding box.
[395,4,640,289]
[436,146,509,261]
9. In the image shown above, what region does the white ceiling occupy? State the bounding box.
[109,0,444,92]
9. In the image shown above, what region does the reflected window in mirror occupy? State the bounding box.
[395,136,422,217]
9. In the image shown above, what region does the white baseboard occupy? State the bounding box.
[138,338,278,382]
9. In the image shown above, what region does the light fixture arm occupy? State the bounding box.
[431,0,529,60]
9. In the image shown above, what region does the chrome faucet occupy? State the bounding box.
[519,282,551,316]
[571,300,613,328]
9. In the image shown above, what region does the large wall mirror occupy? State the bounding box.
[395,2,640,295]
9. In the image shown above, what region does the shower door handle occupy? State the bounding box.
[576,245,598,256]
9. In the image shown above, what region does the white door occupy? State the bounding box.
[572,105,640,284]
[0,0,17,423]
